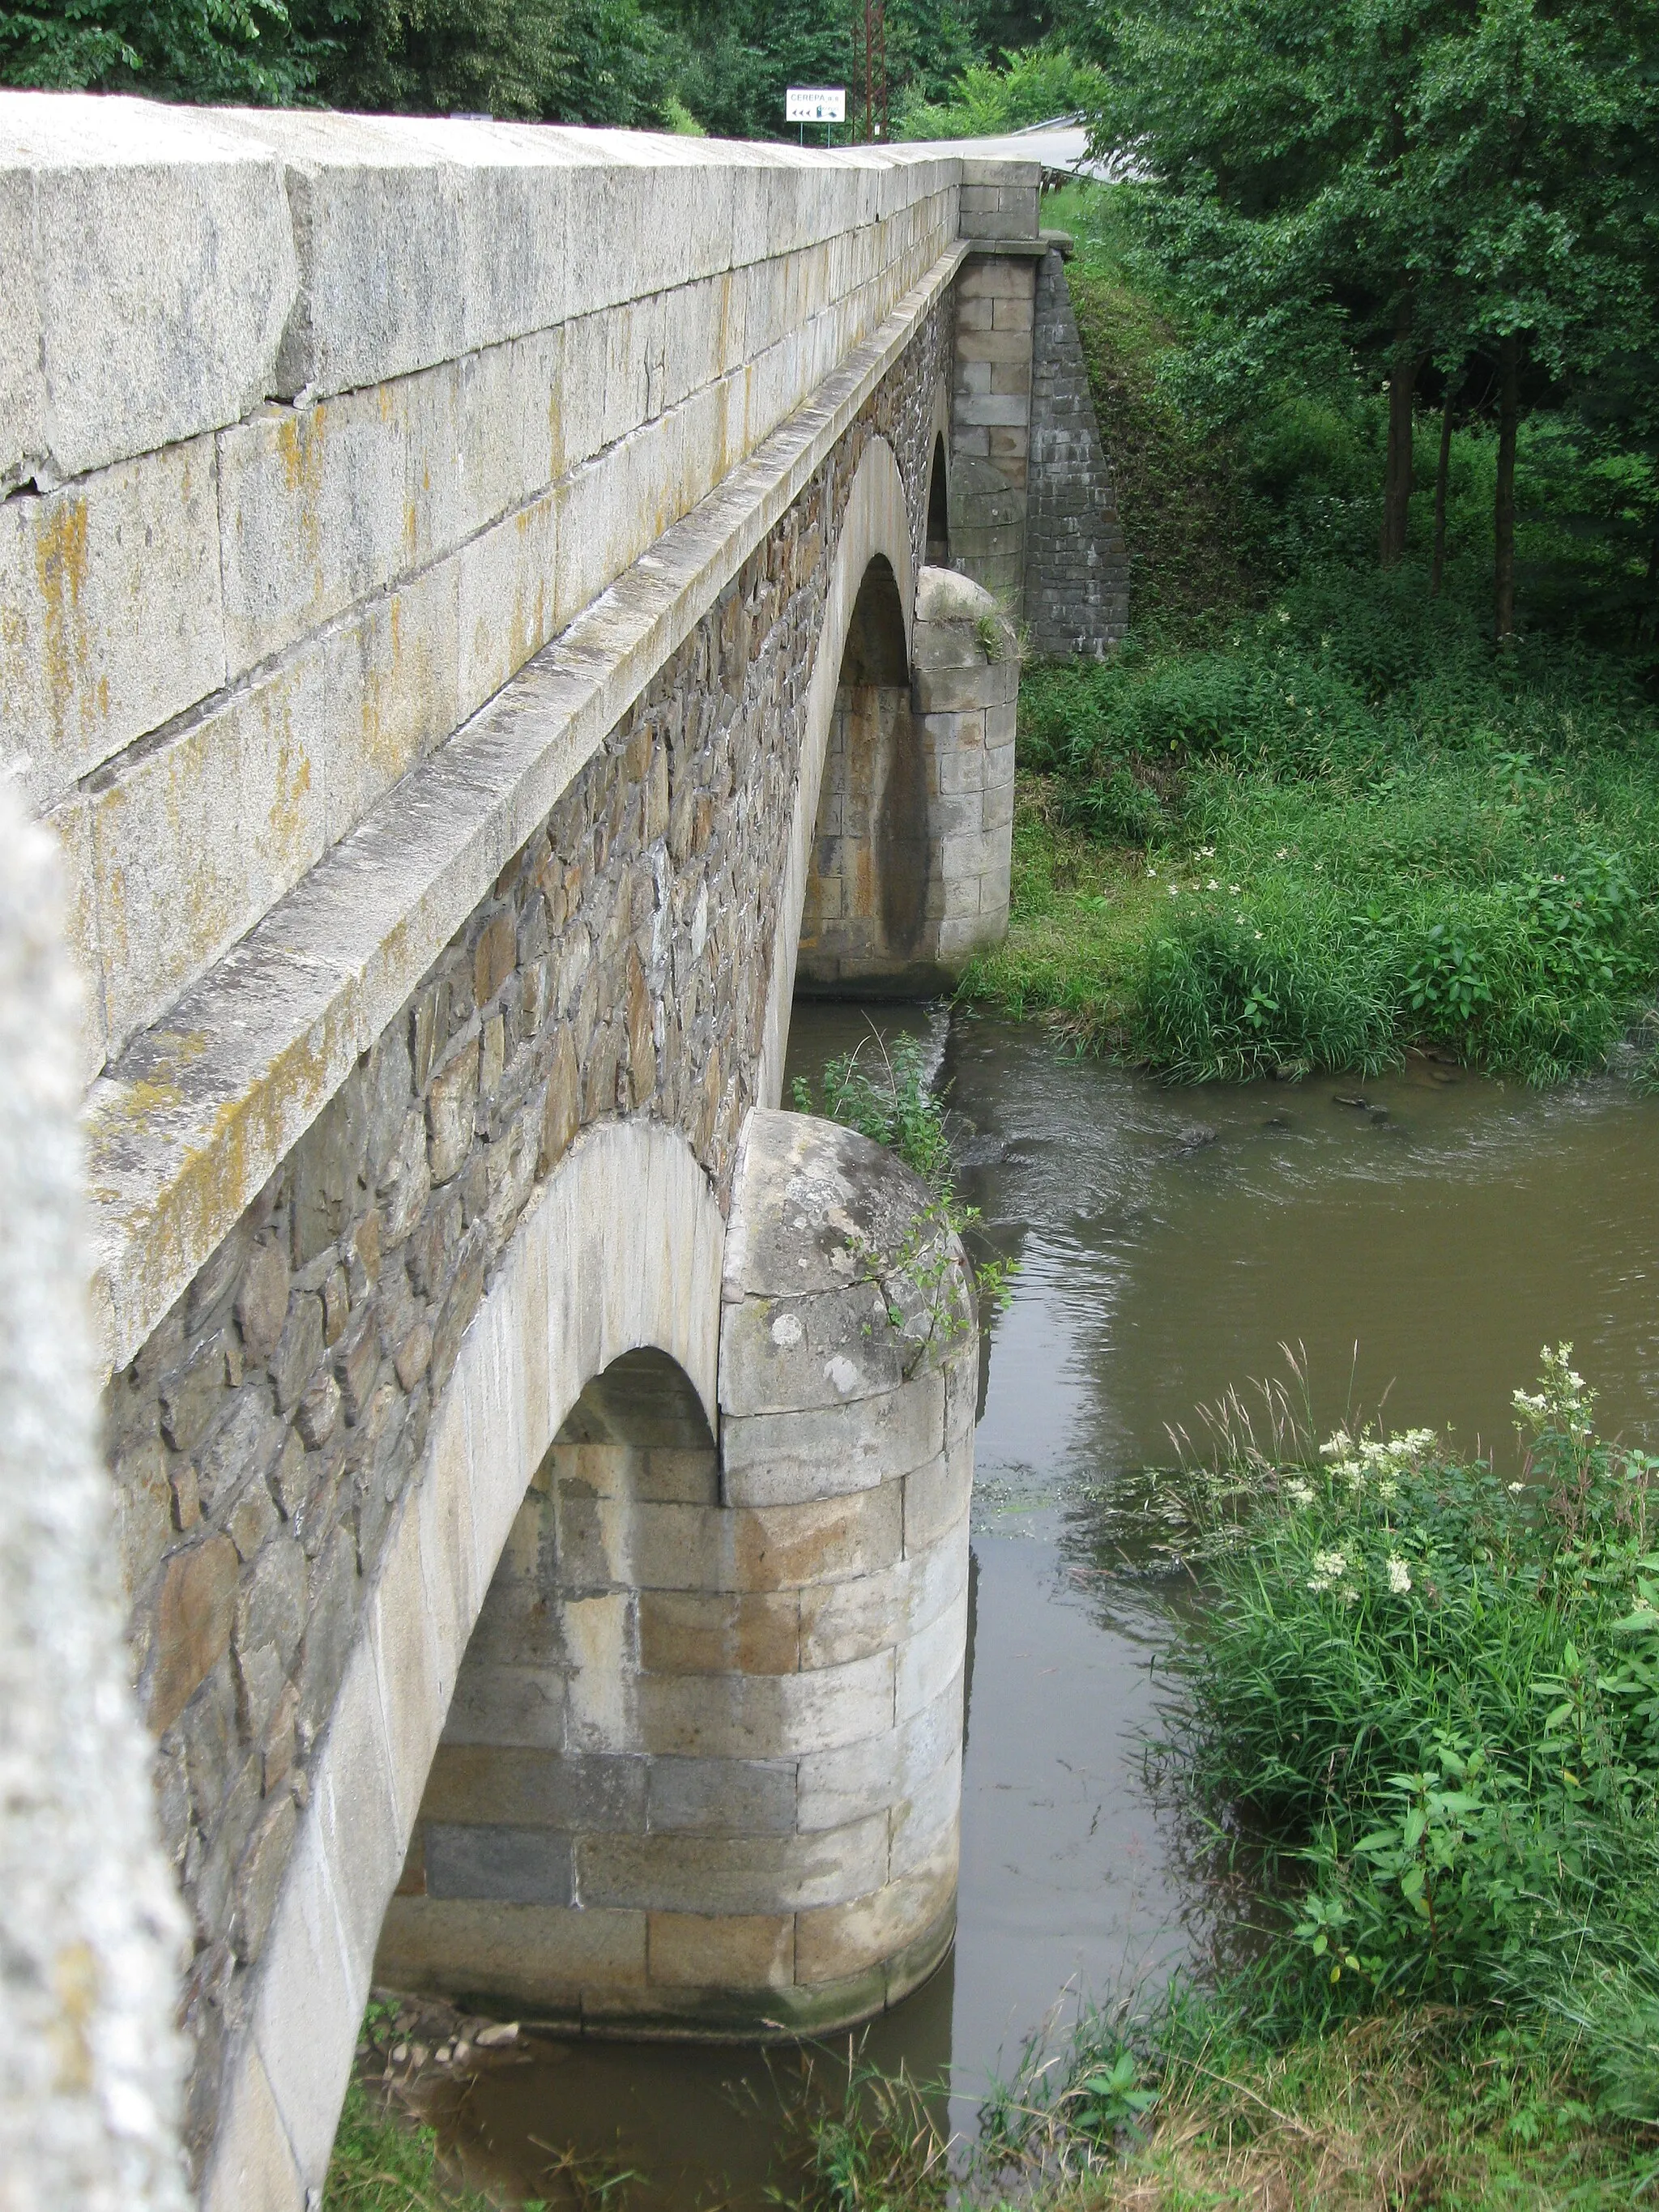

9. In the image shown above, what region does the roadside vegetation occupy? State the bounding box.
[962,181,1659,1085]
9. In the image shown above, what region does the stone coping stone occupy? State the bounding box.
[79,243,967,1383]
[914,563,1000,625]
[2,93,1047,486]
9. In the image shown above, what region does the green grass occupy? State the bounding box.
[960,183,1659,1085]
[320,2082,500,2212]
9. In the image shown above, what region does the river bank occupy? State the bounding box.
[958,185,1659,1088]
[323,1012,1659,2210]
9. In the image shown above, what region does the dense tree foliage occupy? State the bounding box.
[1075,0,1659,641]
[0,0,1057,133]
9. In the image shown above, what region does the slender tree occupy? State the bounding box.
[1079,0,1659,633]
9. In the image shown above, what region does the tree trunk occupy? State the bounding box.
[1379,302,1418,567]
[1495,335,1520,644]
[1430,396,1453,597]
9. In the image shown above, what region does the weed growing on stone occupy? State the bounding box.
[792,1032,1017,1347]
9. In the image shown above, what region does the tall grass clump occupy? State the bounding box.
[321,2082,501,2211]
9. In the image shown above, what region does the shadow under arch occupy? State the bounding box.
[201,1119,726,2210]
[374,1345,727,2017]
[756,434,923,1098]
[925,431,949,566]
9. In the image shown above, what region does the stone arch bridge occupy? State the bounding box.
[0,95,1125,2212]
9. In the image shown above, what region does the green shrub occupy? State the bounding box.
[1158,1349,1659,2113]
[791,1033,953,1192]
[893,44,1104,142]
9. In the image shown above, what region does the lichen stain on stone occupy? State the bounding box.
[34,492,91,743]
[264,684,317,873]
[49,1940,98,2095]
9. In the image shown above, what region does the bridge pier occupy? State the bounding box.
[798,563,1017,996]
[377,1110,974,2033]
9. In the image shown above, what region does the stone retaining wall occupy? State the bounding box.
[1023,244,1128,657]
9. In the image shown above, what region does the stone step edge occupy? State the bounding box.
[81,240,969,1383]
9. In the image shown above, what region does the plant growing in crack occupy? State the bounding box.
[792,1029,1016,1375]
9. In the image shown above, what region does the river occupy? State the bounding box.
[424,1004,1659,2205]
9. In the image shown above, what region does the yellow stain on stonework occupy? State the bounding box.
[34,492,90,743]
[49,1941,98,2095]
[275,405,329,621]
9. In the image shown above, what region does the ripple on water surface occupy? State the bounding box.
[424,1008,1659,2205]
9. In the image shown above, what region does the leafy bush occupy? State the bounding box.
[1159,1350,1659,2113]
[893,43,1105,141]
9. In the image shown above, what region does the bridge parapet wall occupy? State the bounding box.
[1,95,959,1088]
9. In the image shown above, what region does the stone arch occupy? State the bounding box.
[371,1346,730,2020]
[925,434,950,566]
[924,372,951,567]
[202,1119,726,2211]
[796,548,933,996]
[757,434,917,1106]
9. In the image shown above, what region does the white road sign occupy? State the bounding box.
[786,87,846,122]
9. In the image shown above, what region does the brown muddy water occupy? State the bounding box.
[421,1006,1659,2206]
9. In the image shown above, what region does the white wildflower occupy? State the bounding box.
[1376,1477,1399,1502]
[1209,877,1221,890]
[1307,1549,1349,1594]
[1320,1429,1353,1461]
[1285,1478,1316,1507]
[1388,1555,1412,1595]
[1508,1481,1525,1494]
